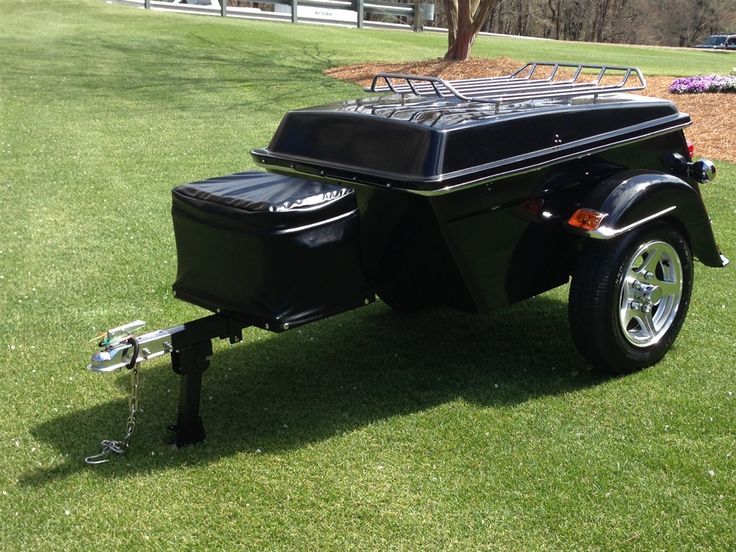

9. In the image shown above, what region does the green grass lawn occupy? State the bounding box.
[1,1,734,549]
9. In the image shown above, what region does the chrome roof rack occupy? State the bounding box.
[368,62,646,107]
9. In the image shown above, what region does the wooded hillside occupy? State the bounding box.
[432,0,736,47]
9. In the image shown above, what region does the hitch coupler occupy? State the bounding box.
[88,320,181,373]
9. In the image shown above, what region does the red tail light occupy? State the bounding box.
[687,141,695,159]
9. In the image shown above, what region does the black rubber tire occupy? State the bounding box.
[568,222,693,374]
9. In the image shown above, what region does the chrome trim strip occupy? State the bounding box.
[274,209,357,234]
[414,121,691,197]
[587,206,677,239]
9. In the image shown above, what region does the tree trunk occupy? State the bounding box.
[446,0,473,60]
[445,0,458,51]
[444,0,497,61]
[446,25,475,60]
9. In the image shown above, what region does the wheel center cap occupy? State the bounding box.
[639,282,662,305]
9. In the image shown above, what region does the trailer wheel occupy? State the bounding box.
[569,222,693,374]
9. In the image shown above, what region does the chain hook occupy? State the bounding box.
[84,336,142,466]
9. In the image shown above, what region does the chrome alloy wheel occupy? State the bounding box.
[618,240,684,348]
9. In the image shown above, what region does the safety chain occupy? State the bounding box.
[84,337,141,465]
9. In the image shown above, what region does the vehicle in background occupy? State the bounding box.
[694,34,736,50]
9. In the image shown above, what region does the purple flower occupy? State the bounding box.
[669,75,736,94]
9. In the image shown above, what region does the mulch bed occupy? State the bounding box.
[325,57,736,163]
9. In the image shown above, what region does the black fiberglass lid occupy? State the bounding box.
[252,93,688,193]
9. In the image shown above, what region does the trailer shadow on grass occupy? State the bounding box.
[22,294,607,486]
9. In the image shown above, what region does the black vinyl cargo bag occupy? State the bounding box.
[171,172,370,329]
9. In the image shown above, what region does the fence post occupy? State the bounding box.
[291,0,298,23]
[144,0,150,9]
[356,0,363,28]
[220,0,226,17]
[413,0,423,31]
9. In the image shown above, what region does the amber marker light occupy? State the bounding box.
[568,208,608,231]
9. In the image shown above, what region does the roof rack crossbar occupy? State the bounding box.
[382,76,581,95]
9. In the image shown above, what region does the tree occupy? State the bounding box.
[436,0,736,52]
[651,0,725,46]
[444,0,499,60]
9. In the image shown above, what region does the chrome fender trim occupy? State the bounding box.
[588,206,677,239]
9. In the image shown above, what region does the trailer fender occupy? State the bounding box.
[570,170,727,267]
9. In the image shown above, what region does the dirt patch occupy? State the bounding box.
[325,57,523,85]
[325,58,736,163]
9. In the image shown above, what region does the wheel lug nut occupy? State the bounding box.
[641,304,652,313]
[644,272,654,280]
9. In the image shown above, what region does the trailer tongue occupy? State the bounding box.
[85,314,252,463]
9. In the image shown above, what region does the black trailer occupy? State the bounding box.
[85,62,727,463]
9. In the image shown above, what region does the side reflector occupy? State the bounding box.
[687,141,695,159]
[519,198,544,216]
[568,208,607,231]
